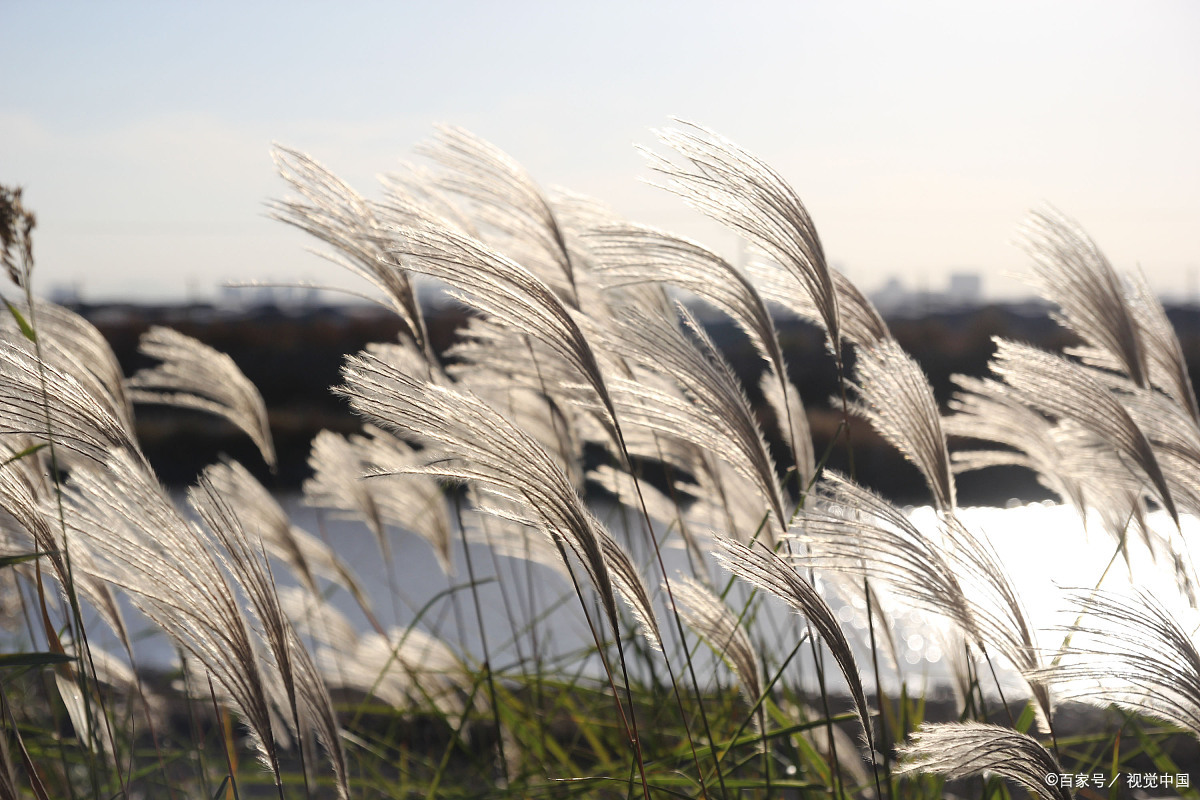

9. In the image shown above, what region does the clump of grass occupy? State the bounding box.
[1,121,1200,800]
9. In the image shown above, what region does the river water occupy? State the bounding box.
[82,496,1198,698]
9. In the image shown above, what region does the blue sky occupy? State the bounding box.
[5,1,1199,301]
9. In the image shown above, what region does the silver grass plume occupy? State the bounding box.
[0,328,143,466]
[793,699,877,791]
[587,222,812,482]
[64,449,283,777]
[939,627,977,716]
[174,647,294,752]
[277,588,361,669]
[0,451,131,653]
[0,450,130,763]
[645,121,841,349]
[1072,271,1200,423]
[281,586,476,721]
[417,125,580,304]
[547,187,637,277]
[269,146,430,351]
[589,464,706,569]
[379,162,482,241]
[5,299,133,432]
[362,338,442,389]
[446,304,646,488]
[1091,386,1200,597]
[746,259,891,348]
[760,369,816,491]
[304,427,454,573]
[1034,589,1200,738]
[849,339,956,512]
[203,458,373,616]
[461,494,571,580]
[949,374,1158,548]
[587,224,789,390]
[712,534,875,751]
[343,427,456,573]
[190,476,349,798]
[947,375,1087,515]
[989,338,1178,526]
[792,472,1050,726]
[304,430,387,557]
[896,722,1071,800]
[1021,206,1147,388]
[682,454,780,546]
[445,315,600,421]
[1122,387,1200,519]
[127,326,276,469]
[449,326,587,487]
[601,304,788,539]
[337,351,660,649]
[674,576,764,733]
[588,464,677,523]
[583,391,708,490]
[385,224,621,442]
[478,492,662,654]
[1127,269,1200,422]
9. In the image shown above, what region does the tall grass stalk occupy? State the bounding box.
[5,128,1200,799]
[1,193,122,798]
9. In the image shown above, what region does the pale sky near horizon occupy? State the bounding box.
[4,1,1199,302]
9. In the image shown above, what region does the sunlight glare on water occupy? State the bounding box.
[111,496,1197,700]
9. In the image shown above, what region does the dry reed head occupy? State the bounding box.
[270,146,430,351]
[674,576,764,731]
[897,722,1072,800]
[0,326,143,467]
[791,472,1051,726]
[644,121,841,351]
[989,338,1178,527]
[416,125,581,304]
[0,184,35,287]
[127,326,276,469]
[712,534,875,752]
[64,450,283,778]
[599,303,788,540]
[1021,205,1147,389]
[337,349,660,649]
[1035,589,1200,738]
[849,339,956,512]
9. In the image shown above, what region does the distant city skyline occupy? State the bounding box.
[5,1,1199,302]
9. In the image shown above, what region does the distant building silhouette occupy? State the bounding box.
[218,283,320,310]
[946,273,982,305]
[871,271,984,314]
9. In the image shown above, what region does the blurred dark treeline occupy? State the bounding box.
[75,301,1200,506]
